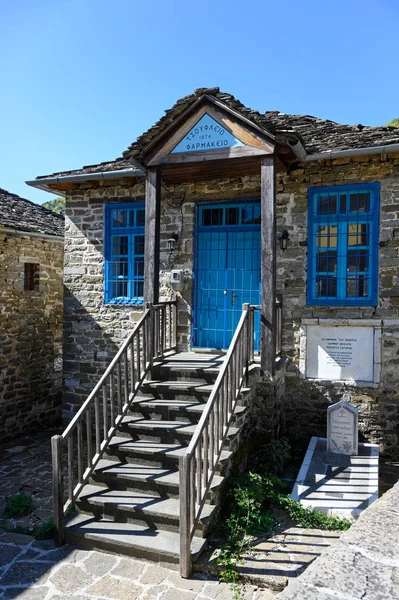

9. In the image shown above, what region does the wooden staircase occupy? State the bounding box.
[52,301,261,576]
[65,353,245,566]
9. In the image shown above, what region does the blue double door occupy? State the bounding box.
[193,201,261,350]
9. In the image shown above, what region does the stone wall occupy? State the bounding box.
[0,231,63,443]
[275,153,399,458]
[63,153,399,456]
[278,477,399,599]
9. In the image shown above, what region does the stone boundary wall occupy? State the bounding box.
[0,231,63,442]
[278,478,399,599]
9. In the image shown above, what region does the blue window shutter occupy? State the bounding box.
[104,202,145,305]
[307,183,380,306]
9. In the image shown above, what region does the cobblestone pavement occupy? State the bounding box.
[0,431,59,532]
[0,532,275,600]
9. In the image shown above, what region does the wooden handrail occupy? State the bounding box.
[179,303,260,577]
[51,298,177,546]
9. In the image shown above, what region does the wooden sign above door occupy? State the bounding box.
[171,113,244,154]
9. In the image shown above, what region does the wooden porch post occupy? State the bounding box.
[144,167,161,304]
[261,155,276,376]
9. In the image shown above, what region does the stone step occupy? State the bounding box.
[118,417,240,445]
[129,398,247,425]
[65,513,206,567]
[105,436,232,470]
[152,353,223,383]
[91,459,224,500]
[76,484,215,535]
[140,380,214,400]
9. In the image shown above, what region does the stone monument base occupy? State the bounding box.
[291,436,379,522]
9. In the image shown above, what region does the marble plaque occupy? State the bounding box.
[327,401,358,455]
[306,326,374,382]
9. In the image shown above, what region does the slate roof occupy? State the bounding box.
[0,188,64,237]
[124,87,399,158]
[36,158,133,180]
[32,87,399,180]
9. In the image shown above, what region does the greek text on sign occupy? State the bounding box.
[327,400,358,455]
[306,325,374,382]
[171,113,244,153]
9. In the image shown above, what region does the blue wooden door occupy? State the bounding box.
[193,201,261,350]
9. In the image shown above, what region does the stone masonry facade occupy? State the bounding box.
[0,231,63,442]
[63,152,399,456]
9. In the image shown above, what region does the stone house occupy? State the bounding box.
[26,87,399,458]
[0,188,64,443]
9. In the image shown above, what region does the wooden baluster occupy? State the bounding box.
[116,361,122,414]
[110,370,115,427]
[179,454,191,578]
[94,395,101,455]
[123,351,129,407]
[173,301,177,348]
[209,412,215,468]
[215,392,220,454]
[137,330,142,378]
[203,425,209,488]
[77,420,83,484]
[102,385,108,438]
[156,309,160,356]
[196,442,202,505]
[142,317,147,372]
[162,306,166,354]
[190,455,195,526]
[52,434,65,546]
[67,436,74,503]
[86,406,93,470]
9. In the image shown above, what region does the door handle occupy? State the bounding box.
[231,291,235,306]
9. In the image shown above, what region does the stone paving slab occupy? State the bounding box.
[0,430,60,532]
[0,534,275,599]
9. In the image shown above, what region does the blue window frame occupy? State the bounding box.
[104,203,145,304]
[307,183,379,306]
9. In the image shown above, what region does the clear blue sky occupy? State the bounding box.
[1,0,398,204]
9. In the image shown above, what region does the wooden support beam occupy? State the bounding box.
[260,155,276,376]
[144,167,161,304]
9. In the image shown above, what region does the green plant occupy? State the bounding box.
[250,438,292,475]
[276,495,351,531]
[3,493,33,518]
[216,473,278,584]
[216,471,351,590]
[33,517,55,540]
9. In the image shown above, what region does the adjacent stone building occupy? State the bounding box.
[0,188,64,443]
[28,87,399,458]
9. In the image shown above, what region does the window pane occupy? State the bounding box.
[347,250,368,272]
[348,224,369,246]
[347,276,368,298]
[350,192,370,213]
[227,207,238,225]
[113,281,128,297]
[136,209,145,227]
[136,281,144,297]
[112,236,128,256]
[134,235,145,255]
[316,250,337,273]
[112,210,127,227]
[112,259,128,278]
[202,209,211,226]
[134,259,144,277]
[316,225,338,248]
[241,206,253,224]
[340,194,347,214]
[318,194,337,215]
[211,208,223,225]
[316,276,337,297]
